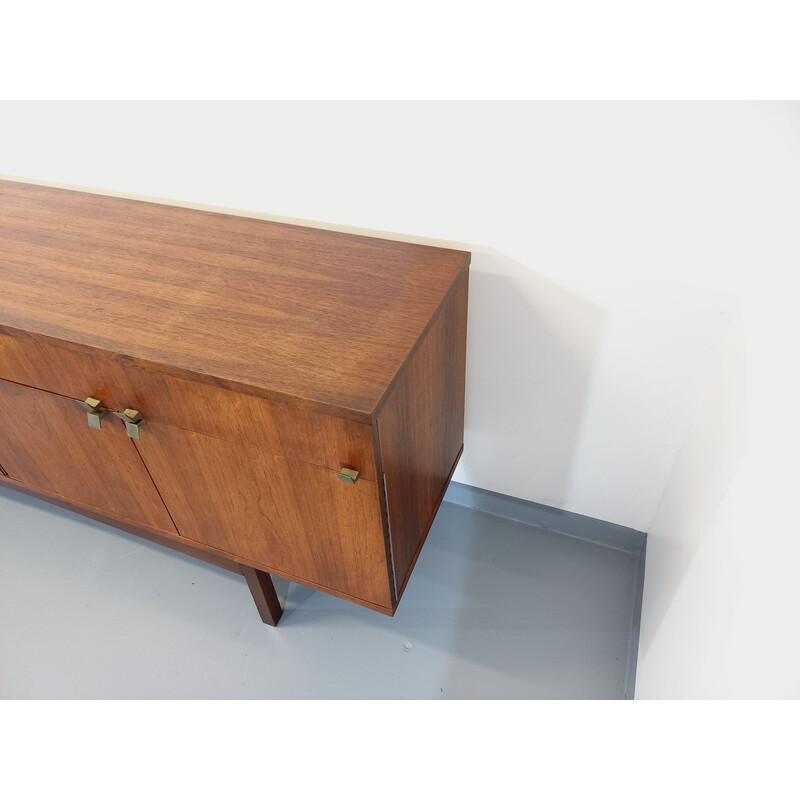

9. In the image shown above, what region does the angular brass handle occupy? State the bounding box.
[76,397,108,429]
[114,408,145,439]
[336,466,360,484]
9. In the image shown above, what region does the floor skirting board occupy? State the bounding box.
[625,539,647,699]
[443,482,647,699]
[444,482,646,554]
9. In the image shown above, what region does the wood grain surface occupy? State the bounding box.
[0,377,177,533]
[134,421,394,610]
[0,331,377,479]
[376,271,468,594]
[0,178,470,620]
[0,179,470,418]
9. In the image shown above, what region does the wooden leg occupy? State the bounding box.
[242,566,284,626]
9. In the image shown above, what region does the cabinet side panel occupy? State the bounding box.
[377,270,468,595]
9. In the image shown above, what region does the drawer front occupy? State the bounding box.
[0,331,377,481]
[134,420,394,610]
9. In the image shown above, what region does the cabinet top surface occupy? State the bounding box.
[0,180,469,417]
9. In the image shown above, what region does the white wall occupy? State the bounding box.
[635,231,800,697]
[1,102,797,696]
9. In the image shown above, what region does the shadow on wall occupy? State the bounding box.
[454,247,605,510]
[637,301,747,658]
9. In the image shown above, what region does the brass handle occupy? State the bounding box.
[114,408,145,439]
[336,466,359,484]
[77,397,108,429]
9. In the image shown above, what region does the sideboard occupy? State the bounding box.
[0,179,469,625]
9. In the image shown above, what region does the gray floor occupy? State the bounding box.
[0,484,642,699]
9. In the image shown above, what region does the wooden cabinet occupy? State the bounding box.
[0,178,469,625]
[134,421,392,609]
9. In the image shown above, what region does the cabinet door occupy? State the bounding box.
[134,422,394,610]
[0,378,177,533]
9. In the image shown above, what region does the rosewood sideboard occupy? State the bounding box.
[0,179,469,625]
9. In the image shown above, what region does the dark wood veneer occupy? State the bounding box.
[377,271,469,589]
[242,567,284,627]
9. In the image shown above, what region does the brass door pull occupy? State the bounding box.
[77,397,108,429]
[336,466,359,484]
[114,408,145,439]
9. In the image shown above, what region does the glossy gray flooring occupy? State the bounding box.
[0,484,642,699]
